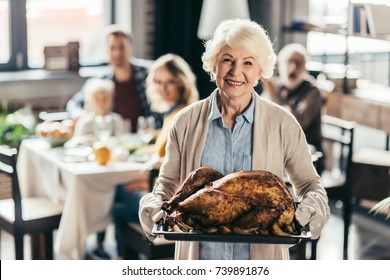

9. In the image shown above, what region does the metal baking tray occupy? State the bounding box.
[152,215,311,245]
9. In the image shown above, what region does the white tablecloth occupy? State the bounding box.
[17,139,150,259]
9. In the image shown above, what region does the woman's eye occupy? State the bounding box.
[244,61,253,66]
[223,58,233,63]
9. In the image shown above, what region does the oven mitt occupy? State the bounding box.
[295,192,330,239]
[139,192,165,241]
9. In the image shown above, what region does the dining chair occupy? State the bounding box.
[0,145,63,259]
[121,167,175,259]
[350,145,390,226]
[319,115,356,260]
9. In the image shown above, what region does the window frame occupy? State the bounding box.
[0,0,114,72]
[0,0,27,71]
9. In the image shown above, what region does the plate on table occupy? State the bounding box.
[129,145,155,163]
[39,136,70,147]
[58,146,93,163]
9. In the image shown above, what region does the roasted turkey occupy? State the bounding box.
[162,167,296,236]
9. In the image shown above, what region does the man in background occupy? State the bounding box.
[263,43,324,174]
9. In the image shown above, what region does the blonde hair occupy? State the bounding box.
[146,54,199,113]
[202,19,276,80]
[83,78,115,110]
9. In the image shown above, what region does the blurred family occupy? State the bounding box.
[66,25,162,133]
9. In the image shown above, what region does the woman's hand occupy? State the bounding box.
[295,192,329,239]
[138,193,165,241]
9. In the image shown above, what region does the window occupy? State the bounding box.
[0,0,114,71]
[307,0,390,57]
[26,0,108,68]
[307,0,390,86]
[307,0,349,58]
[0,0,10,64]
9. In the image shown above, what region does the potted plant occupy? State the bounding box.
[0,102,35,148]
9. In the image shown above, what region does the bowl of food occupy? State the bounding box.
[35,120,74,147]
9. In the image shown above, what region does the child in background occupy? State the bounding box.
[71,78,126,143]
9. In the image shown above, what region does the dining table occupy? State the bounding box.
[17,137,154,260]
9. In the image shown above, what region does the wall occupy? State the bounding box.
[131,0,154,59]
[0,71,87,114]
[249,0,309,53]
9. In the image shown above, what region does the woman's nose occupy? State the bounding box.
[156,82,167,93]
[229,63,242,76]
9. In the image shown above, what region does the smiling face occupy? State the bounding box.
[154,67,182,107]
[278,51,306,90]
[213,45,262,100]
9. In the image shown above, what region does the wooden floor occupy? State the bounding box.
[1,200,389,260]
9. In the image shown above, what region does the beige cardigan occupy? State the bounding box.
[144,90,329,260]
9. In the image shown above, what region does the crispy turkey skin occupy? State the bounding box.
[162,166,224,213]
[164,168,296,235]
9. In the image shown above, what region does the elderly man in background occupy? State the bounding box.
[263,43,324,174]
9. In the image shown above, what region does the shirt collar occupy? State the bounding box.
[208,91,255,124]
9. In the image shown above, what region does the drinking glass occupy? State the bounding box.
[137,116,155,144]
[94,115,114,143]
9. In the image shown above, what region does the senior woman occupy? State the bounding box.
[139,19,330,260]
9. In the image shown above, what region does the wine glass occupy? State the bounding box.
[137,116,155,144]
[94,115,114,143]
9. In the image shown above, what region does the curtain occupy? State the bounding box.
[153,0,215,100]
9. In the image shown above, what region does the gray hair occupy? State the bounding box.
[202,19,277,80]
[83,78,115,103]
[277,43,308,64]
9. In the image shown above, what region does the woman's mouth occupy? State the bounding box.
[225,79,244,87]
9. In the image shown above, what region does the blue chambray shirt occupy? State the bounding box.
[199,92,254,260]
